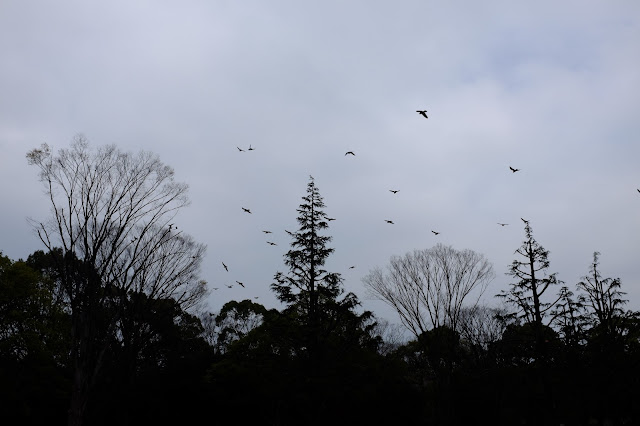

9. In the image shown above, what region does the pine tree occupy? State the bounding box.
[577,252,627,337]
[498,220,561,359]
[271,176,374,362]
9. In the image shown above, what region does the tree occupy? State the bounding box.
[0,251,71,424]
[457,304,508,352]
[271,176,377,363]
[497,220,560,361]
[549,286,587,348]
[577,252,627,337]
[363,243,494,338]
[211,299,270,354]
[26,136,207,426]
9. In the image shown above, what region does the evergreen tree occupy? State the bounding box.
[497,220,561,360]
[271,176,376,362]
[577,252,627,337]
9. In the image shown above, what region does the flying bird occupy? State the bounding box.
[349,266,355,269]
[345,151,355,156]
[266,241,277,246]
[248,144,254,151]
[226,285,233,289]
[212,287,219,290]
[237,146,245,152]
[262,230,272,234]
[242,207,252,214]
[521,217,529,224]
[389,190,399,194]
[509,166,520,173]
[416,110,428,119]
[236,281,245,288]
[637,189,640,193]
[385,220,394,224]
[285,229,295,236]
[327,217,336,221]
[431,230,440,235]
[222,261,228,271]
[497,223,508,227]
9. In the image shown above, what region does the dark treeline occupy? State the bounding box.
[2,140,639,425]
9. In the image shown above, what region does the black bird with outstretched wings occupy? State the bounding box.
[385,220,394,224]
[242,207,252,214]
[222,261,228,271]
[345,151,355,156]
[236,281,245,288]
[510,166,520,173]
[432,230,440,235]
[416,110,428,119]
[389,190,399,194]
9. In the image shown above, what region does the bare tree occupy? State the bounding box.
[458,305,508,350]
[212,299,269,354]
[363,243,494,338]
[26,135,207,426]
[372,319,410,356]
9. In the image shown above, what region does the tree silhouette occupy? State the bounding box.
[271,176,375,366]
[26,136,207,426]
[497,220,561,361]
[363,243,494,338]
[577,252,627,338]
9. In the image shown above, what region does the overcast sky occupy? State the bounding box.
[1,0,639,326]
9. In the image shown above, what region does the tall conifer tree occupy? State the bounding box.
[271,176,372,363]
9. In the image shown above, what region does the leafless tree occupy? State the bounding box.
[363,243,494,338]
[372,319,410,356]
[27,135,206,426]
[458,305,508,350]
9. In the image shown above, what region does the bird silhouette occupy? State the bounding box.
[521,217,529,224]
[248,144,254,151]
[262,230,272,234]
[327,217,336,221]
[212,287,219,290]
[266,241,277,246]
[637,189,640,193]
[509,166,520,173]
[385,220,394,224]
[254,296,259,299]
[242,207,252,214]
[236,281,245,288]
[432,230,440,235]
[237,146,244,152]
[349,266,355,269]
[222,261,228,271]
[226,285,233,289]
[389,190,399,194]
[345,151,355,156]
[285,229,295,236]
[497,223,508,227]
[416,110,428,119]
